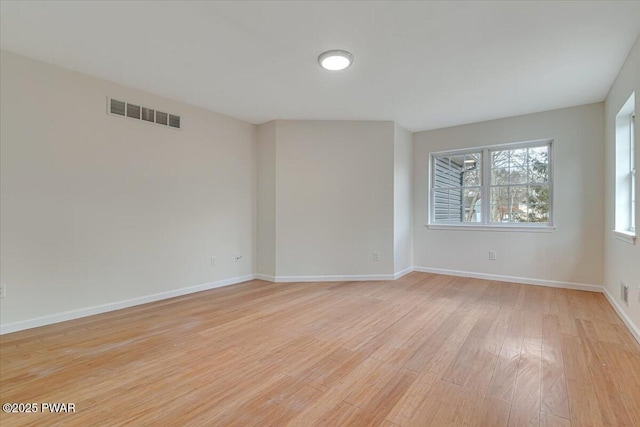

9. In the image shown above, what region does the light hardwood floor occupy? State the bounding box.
[1,272,639,426]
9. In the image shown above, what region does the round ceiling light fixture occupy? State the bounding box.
[318,49,354,71]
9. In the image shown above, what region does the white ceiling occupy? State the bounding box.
[1,1,639,132]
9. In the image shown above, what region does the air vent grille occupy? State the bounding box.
[110,99,126,116]
[108,98,181,129]
[127,103,141,119]
[141,107,154,122]
[156,111,168,125]
[169,114,181,128]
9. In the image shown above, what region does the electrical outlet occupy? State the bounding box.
[235,255,243,263]
[489,250,496,261]
[0,283,5,298]
[210,257,217,266]
[372,251,380,262]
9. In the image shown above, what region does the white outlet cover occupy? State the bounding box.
[621,282,629,305]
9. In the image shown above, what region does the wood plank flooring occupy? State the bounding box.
[1,272,639,426]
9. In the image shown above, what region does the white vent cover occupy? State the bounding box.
[108,98,181,129]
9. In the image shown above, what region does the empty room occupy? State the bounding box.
[1,1,639,426]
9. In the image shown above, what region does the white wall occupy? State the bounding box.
[257,121,277,277]
[413,103,605,287]
[0,51,257,329]
[256,120,396,279]
[604,38,640,333]
[274,120,395,278]
[394,123,413,274]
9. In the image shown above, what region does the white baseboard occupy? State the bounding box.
[257,273,398,283]
[256,268,413,283]
[413,266,603,292]
[602,288,640,345]
[394,267,414,279]
[0,274,257,335]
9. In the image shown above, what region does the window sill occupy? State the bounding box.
[426,224,555,233]
[612,230,637,245]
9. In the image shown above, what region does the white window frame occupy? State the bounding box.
[613,93,636,244]
[428,138,554,232]
[630,113,635,233]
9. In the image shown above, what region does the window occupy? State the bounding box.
[614,93,636,243]
[430,139,553,229]
[632,114,636,233]
[432,151,483,224]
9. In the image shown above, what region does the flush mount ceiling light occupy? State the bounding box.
[318,49,354,71]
